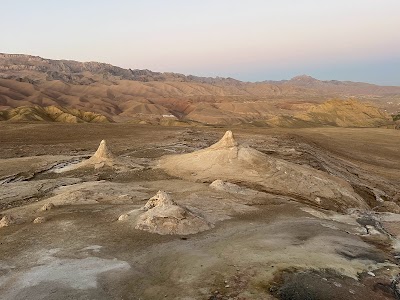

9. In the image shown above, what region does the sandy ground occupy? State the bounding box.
[0,123,400,299]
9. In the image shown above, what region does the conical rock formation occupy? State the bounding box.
[82,139,115,169]
[55,140,116,172]
[158,131,368,212]
[135,191,213,235]
[209,130,238,149]
[90,140,114,162]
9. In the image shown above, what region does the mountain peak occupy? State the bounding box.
[290,75,319,82]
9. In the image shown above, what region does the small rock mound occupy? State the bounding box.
[118,214,130,221]
[39,203,55,212]
[142,190,176,210]
[33,217,47,224]
[0,215,14,228]
[135,191,213,235]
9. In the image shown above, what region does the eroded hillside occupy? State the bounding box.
[0,105,112,123]
[268,99,392,128]
[0,53,399,126]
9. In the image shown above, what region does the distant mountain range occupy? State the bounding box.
[0,53,399,127]
[0,53,242,85]
[265,75,400,95]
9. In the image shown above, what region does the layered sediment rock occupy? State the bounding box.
[159,131,368,212]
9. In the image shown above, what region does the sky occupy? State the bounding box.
[1,0,400,85]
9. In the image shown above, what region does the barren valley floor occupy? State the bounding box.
[0,123,399,299]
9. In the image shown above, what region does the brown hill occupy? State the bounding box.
[0,105,113,123]
[0,77,319,124]
[267,99,392,128]
[1,53,400,125]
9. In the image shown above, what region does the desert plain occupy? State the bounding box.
[2,1,400,298]
[0,123,399,300]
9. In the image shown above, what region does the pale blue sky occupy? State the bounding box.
[1,0,400,85]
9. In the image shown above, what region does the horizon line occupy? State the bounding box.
[1,51,399,87]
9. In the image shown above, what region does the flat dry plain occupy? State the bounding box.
[0,123,399,300]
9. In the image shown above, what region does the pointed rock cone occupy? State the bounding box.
[158,130,260,176]
[91,140,114,160]
[53,139,117,173]
[209,131,238,149]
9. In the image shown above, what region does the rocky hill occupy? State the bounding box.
[0,105,112,123]
[0,53,241,85]
[0,53,399,126]
[267,99,392,128]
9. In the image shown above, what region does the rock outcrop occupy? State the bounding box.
[33,217,46,224]
[0,215,14,228]
[39,203,55,212]
[134,191,213,235]
[159,131,368,212]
